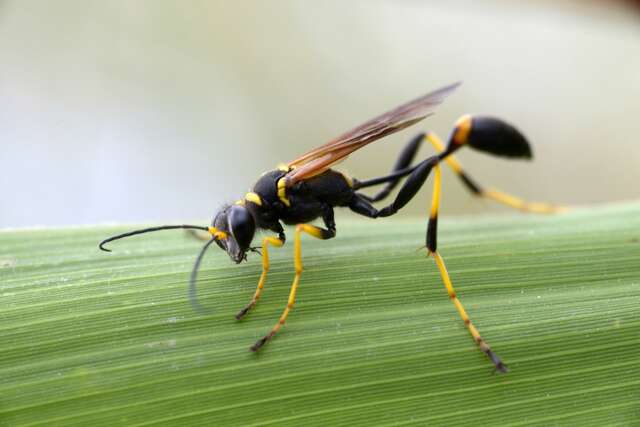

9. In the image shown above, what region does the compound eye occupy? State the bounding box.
[212,208,229,231]
[227,205,256,250]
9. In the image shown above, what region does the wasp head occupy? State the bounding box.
[211,204,256,263]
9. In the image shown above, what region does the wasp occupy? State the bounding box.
[100,82,559,372]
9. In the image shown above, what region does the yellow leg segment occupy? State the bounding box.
[427,161,508,372]
[430,164,442,219]
[236,236,284,320]
[250,224,333,352]
[427,132,464,174]
[425,132,564,214]
[481,189,565,214]
[431,252,508,373]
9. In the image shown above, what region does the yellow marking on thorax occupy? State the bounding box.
[277,178,291,207]
[340,171,354,188]
[277,163,291,172]
[244,192,263,206]
[453,114,472,145]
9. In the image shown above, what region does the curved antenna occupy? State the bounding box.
[189,237,217,314]
[98,224,210,252]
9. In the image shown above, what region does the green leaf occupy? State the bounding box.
[2,203,639,426]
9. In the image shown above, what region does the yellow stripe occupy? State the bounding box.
[340,172,354,188]
[453,114,472,145]
[244,192,263,206]
[430,165,441,218]
[433,252,455,297]
[483,189,523,209]
[277,178,291,207]
[426,133,463,173]
[298,224,324,239]
[483,188,566,214]
[207,226,228,240]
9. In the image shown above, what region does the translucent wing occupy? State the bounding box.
[284,82,461,186]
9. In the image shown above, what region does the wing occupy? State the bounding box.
[284,81,461,186]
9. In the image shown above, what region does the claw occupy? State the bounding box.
[250,334,273,352]
[235,302,254,320]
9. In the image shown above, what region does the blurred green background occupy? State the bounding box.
[1,0,639,228]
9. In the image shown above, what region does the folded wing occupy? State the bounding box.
[284,82,461,186]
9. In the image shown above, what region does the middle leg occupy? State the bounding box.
[361,132,425,203]
[235,235,284,320]
[250,207,336,352]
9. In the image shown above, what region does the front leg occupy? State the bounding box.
[235,235,285,320]
[250,217,336,352]
[236,222,286,320]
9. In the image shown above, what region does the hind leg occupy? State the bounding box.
[350,159,510,373]
[360,133,425,203]
[426,131,564,214]
[427,164,508,373]
[350,156,439,218]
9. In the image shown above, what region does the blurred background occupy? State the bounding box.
[1,0,639,228]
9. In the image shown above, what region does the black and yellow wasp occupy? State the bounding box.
[100,82,559,372]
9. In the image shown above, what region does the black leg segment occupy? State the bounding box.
[321,204,337,237]
[376,156,438,217]
[350,156,439,219]
[348,193,379,218]
[427,216,437,252]
[364,132,425,202]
